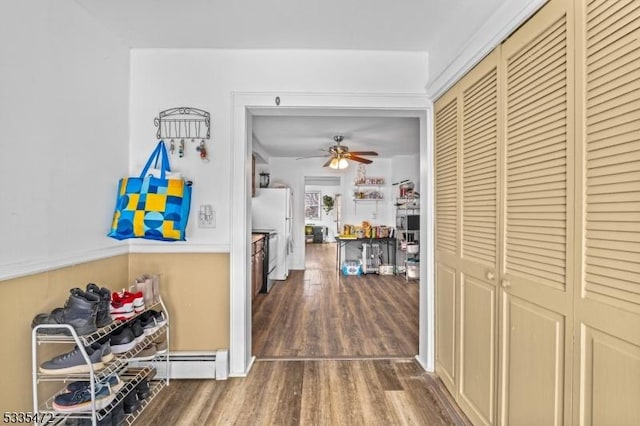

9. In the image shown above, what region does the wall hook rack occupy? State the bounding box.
[154,107,211,140]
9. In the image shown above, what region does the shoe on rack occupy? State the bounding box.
[66,374,123,394]
[130,319,146,345]
[139,309,166,328]
[139,314,160,336]
[73,412,113,426]
[133,275,155,306]
[114,290,145,314]
[136,378,150,400]
[109,294,135,322]
[40,344,104,375]
[129,344,157,362]
[111,400,125,426]
[86,283,113,328]
[90,340,114,363]
[32,288,99,336]
[154,337,168,354]
[109,326,137,354]
[53,383,115,413]
[122,390,140,414]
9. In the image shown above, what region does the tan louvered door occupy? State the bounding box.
[457,50,500,426]
[434,89,460,397]
[574,0,640,424]
[499,0,574,424]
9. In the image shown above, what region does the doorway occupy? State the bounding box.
[230,93,432,375]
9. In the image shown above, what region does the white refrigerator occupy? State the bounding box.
[252,188,293,280]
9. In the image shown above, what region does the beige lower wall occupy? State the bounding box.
[0,255,129,412]
[129,253,230,351]
[1,252,230,412]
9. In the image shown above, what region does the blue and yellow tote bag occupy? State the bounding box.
[107,141,191,241]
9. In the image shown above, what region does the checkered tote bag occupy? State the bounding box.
[107,141,192,241]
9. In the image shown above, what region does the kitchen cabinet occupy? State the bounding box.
[251,234,265,299]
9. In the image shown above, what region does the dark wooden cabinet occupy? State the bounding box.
[251,234,265,299]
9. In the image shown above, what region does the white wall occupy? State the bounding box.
[129,49,428,252]
[0,0,130,279]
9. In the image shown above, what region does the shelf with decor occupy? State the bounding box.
[353,176,384,202]
[395,192,419,277]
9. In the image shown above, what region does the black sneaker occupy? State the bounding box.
[139,310,166,327]
[122,390,139,414]
[109,327,136,354]
[111,400,125,426]
[136,378,150,400]
[130,319,146,345]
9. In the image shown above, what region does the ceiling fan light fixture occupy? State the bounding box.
[328,156,349,170]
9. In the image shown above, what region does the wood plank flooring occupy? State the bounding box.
[135,359,471,426]
[134,243,469,425]
[253,242,419,358]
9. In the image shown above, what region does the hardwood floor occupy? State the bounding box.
[134,242,469,425]
[253,242,419,358]
[136,359,471,426]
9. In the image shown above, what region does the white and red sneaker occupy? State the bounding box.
[115,290,145,313]
[109,293,135,321]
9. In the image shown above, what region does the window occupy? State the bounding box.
[305,191,321,220]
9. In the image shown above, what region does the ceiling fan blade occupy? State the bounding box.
[348,151,378,156]
[296,154,330,160]
[322,158,334,167]
[348,155,373,164]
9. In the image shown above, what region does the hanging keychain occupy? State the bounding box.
[179,139,185,158]
[196,140,209,162]
[169,139,175,155]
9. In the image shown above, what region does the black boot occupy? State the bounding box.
[86,283,113,328]
[32,288,99,336]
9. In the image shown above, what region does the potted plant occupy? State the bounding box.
[322,195,334,213]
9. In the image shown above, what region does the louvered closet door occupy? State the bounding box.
[574,0,640,424]
[457,49,500,426]
[499,0,574,424]
[434,89,460,397]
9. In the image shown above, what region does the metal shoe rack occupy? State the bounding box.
[31,297,171,426]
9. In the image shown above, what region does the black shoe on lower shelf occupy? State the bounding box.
[123,390,140,414]
[111,400,125,426]
[109,326,137,354]
[72,411,112,426]
[136,378,150,400]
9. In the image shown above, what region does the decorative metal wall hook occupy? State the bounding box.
[154,107,211,140]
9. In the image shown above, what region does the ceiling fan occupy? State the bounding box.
[298,135,378,169]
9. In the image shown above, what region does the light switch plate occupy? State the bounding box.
[198,205,216,228]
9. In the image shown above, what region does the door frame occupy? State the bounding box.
[229,92,433,376]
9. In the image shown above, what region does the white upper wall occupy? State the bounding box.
[0,0,130,279]
[129,49,429,251]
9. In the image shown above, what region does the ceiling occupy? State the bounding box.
[73,0,506,51]
[252,113,420,160]
[72,0,515,161]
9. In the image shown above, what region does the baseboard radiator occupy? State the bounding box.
[129,349,229,380]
